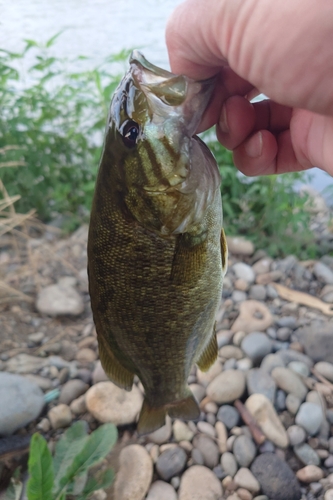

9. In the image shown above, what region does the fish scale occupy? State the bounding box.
[88,50,227,434]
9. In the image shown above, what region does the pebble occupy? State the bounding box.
[296,465,324,483]
[156,447,187,481]
[221,452,238,477]
[232,291,247,302]
[173,419,194,442]
[5,354,47,374]
[235,278,250,291]
[252,258,272,275]
[271,367,308,400]
[233,263,256,283]
[246,368,276,402]
[278,349,313,367]
[286,394,301,415]
[232,300,273,334]
[192,434,219,469]
[92,361,109,384]
[178,465,223,500]
[288,361,310,378]
[146,481,177,500]
[216,421,228,453]
[233,435,257,467]
[217,405,240,429]
[59,379,89,405]
[275,390,286,411]
[260,353,285,373]
[276,327,292,341]
[314,361,333,382]
[190,383,206,403]
[294,322,333,363]
[28,332,45,344]
[294,443,320,466]
[251,453,301,500]
[70,394,87,415]
[295,402,323,436]
[241,333,272,364]
[76,347,97,363]
[85,381,143,425]
[36,282,84,316]
[192,448,204,465]
[197,360,222,387]
[207,369,246,403]
[325,490,333,500]
[313,261,333,284]
[113,444,153,500]
[287,425,306,446]
[219,345,244,360]
[0,372,45,435]
[148,416,172,444]
[249,285,267,301]
[197,421,216,438]
[24,374,53,391]
[245,394,289,448]
[234,468,260,493]
[237,358,253,371]
[227,237,255,256]
[48,404,72,429]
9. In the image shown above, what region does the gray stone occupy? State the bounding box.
[0,372,44,435]
[233,262,256,283]
[178,465,223,500]
[287,425,306,446]
[271,367,308,400]
[217,405,240,429]
[279,349,313,367]
[192,448,204,465]
[275,389,286,411]
[295,402,323,436]
[192,434,219,469]
[5,354,47,374]
[260,353,285,373]
[24,374,53,391]
[59,379,89,405]
[294,322,333,363]
[221,452,238,477]
[249,285,267,301]
[313,262,333,284]
[156,447,187,481]
[288,361,310,378]
[241,332,272,364]
[251,453,301,500]
[276,327,292,341]
[232,290,247,302]
[286,394,301,415]
[233,435,257,467]
[294,444,320,466]
[277,316,297,328]
[114,444,153,500]
[314,361,333,382]
[246,368,276,403]
[146,481,177,500]
[36,282,84,316]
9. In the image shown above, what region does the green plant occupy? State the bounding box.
[205,136,316,258]
[0,35,129,224]
[4,422,118,500]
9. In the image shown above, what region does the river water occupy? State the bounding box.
[1,0,331,194]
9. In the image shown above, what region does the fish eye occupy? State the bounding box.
[122,120,140,148]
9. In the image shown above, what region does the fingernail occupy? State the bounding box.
[219,103,229,133]
[245,132,263,158]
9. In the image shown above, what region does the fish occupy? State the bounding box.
[87,50,228,435]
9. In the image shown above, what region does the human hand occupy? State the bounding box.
[166,0,333,176]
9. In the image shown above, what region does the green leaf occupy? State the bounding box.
[76,469,115,500]
[26,433,54,500]
[56,424,117,495]
[53,421,89,493]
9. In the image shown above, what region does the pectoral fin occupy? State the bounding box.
[196,328,218,371]
[170,232,207,284]
[97,334,134,391]
[221,228,228,275]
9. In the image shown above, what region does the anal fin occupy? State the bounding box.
[97,335,134,391]
[196,329,218,371]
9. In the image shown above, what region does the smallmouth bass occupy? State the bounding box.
[87,51,228,435]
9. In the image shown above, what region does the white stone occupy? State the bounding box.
[178,465,223,500]
[207,370,246,404]
[36,283,84,316]
[113,444,153,500]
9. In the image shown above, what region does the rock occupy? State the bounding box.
[216,421,228,453]
[235,278,250,291]
[251,453,301,500]
[287,425,306,446]
[294,322,333,363]
[237,358,253,371]
[76,348,97,363]
[231,301,273,333]
[147,415,172,444]
[293,444,320,466]
[193,434,219,469]
[85,381,143,426]
[48,404,72,429]
[234,468,260,493]
[249,285,267,301]
[260,354,285,373]
[197,360,222,387]
[190,384,206,403]
[0,372,44,435]
[295,402,323,435]
[245,394,289,448]
[271,367,308,400]
[255,270,282,285]
[276,327,292,341]
[221,452,238,477]
[70,394,87,415]
[24,374,53,391]
[59,379,89,405]
[179,465,223,500]
[277,316,297,328]
[207,370,246,404]
[197,421,216,438]
[173,419,194,442]
[313,261,333,284]
[192,448,204,465]
[233,263,256,283]
[227,237,255,256]
[219,346,244,360]
[252,258,272,275]
[233,435,257,467]
[285,394,301,415]
[217,405,240,430]
[113,444,153,500]
[325,491,333,500]
[28,332,45,344]
[275,390,286,411]
[278,349,313,367]
[241,333,272,364]
[296,465,324,483]
[288,361,310,378]
[314,361,333,382]
[156,446,187,481]
[5,354,47,374]
[92,361,109,384]
[36,282,84,316]
[246,368,276,402]
[232,290,247,302]
[146,481,177,500]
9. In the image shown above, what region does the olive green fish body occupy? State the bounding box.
[88,51,227,434]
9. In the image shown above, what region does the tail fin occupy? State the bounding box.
[137,390,200,436]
